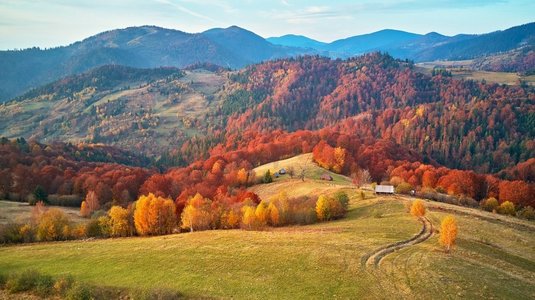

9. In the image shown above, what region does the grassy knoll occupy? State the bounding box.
[253,153,351,184]
[1,190,533,299]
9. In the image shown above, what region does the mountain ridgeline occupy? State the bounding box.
[1,22,534,102]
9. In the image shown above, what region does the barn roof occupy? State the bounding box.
[375,185,395,193]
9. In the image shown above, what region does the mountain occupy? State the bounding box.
[415,22,535,61]
[0,25,308,103]
[266,34,327,49]
[1,23,534,103]
[325,29,422,56]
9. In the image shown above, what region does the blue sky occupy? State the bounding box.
[0,0,533,49]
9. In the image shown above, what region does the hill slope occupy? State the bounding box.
[0,65,225,158]
[2,54,533,174]
[0,193,533,299]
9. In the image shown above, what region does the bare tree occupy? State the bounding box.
[352,169,371,187]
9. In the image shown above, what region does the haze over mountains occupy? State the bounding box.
[0,22,533,102]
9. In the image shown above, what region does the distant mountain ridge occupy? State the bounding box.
[0,22,533,102]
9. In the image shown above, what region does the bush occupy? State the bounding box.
[54,275,75,296]
[65,282,92,300]
[497,201,515,216]
[6,269,43,293]
[480,197,499,212]
[36,209,71,241]
[262,170,273,184]
[0,223,23,244]
[459,196,478,208]
[34,273,54,297]
[395,182,413,194]
[517,206,535,220]
[333,191,349,210]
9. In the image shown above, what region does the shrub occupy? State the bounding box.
[396,182,413,194]
[459,196,478,208]
[65,282,92,300]
[6,269,42,293]
[360,191,365,200]
[481,197,499,212]
[334,191,350,210]
[517,206,535,220]
[0,223,23,244]
[262,170,273,184]
[498,201,515,216]
[34,273,54,297]
[54,275,75,296]
[85,219,103,238]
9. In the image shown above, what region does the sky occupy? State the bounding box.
[0,0,533,50]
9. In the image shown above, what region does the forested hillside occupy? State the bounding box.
[222,53,535,174]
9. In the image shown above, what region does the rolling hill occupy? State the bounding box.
[1,190,533,298]
[0,64,225,158]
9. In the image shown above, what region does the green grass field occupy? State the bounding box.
[1,190,533,299]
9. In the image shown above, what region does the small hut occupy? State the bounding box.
[375,185,394,194]
[320,173,333,181]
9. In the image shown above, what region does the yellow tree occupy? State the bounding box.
[268,202,280,226]
[181,193,212,232]
[410,200,426,217]
[255,202,269,227]
[439,215,458,253]
[108,206,132,237]
[316,195,331,221]
[222,209,241,229]
[241,206,257,230]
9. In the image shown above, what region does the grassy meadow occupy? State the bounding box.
[1,189,533,299]
[0,200,86,225]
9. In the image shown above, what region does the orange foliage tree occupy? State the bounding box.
[134,193,177,236]
[80,190,99,218]
[439,215,458,253]
[180,193,212,232]
[410,200,426,217]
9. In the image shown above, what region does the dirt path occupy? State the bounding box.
[362,217,434,268]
